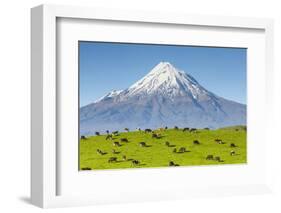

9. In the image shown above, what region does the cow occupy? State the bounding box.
[190,128,197,133]
[206,155,214,160]
[152,133,157,138]
[139,142,147,147]
[81,167,91,170]
[124,128,129,132]
[169,161,179,166]
[214,139,223,144]
[193,140,200,145]
[178,147,186,153]
[230,150,236,156]
[112,131,119,136]
[80,135,87,140]
[132,160,140,166]
[145,129,152,133]
[95,132,100,136]
[113,141,121,147]
[152,133,161,139]
[108,157,117,163]
[120,138,129,143]
[106,134,113,140]
[214,156,221,162]
[96,149,106,155]
[183,128,190,132]
[230,143,237,148]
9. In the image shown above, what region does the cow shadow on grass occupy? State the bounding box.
[176,150,191,154]
[115,159,146,167]
[154,136,165,139]
[131,163,146,166]
[167,144,176,147]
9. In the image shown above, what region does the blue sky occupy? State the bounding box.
[79,41,246,107]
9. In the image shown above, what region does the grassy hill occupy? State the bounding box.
[79,127,247,170]
[219,125,247,131]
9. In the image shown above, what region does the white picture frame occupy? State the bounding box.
[31,4,274,208]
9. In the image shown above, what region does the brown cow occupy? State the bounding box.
[206,155,214,160]
[113,141,121,147]
[230,143,237,148]
[108,157,117,163]
[178,147,186,153]
[80,135,87,140]
[139,142,147,147]
[81,167,91,170]
[132,160,140,166]
[193,140,200,145]
[169,161,179,166]
[120,138,129,143]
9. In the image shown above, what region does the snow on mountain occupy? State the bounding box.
[125,62,209,99]
[80,62,246,135]
[96,62,212,103]
[94,89,123,103]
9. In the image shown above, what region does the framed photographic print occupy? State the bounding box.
[78,42,247,170]
[31,4,274,208]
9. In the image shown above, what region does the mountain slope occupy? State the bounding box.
[80,62,246,135]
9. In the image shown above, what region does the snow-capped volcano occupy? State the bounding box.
[95,62,213,102]
[126,62,209,100]
[80,62,246,135]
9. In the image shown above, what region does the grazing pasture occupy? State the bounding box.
[79,126,246,170]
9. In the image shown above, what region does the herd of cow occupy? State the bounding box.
[80,126,239,170]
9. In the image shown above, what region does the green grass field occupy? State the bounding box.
[79,126,247,170]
